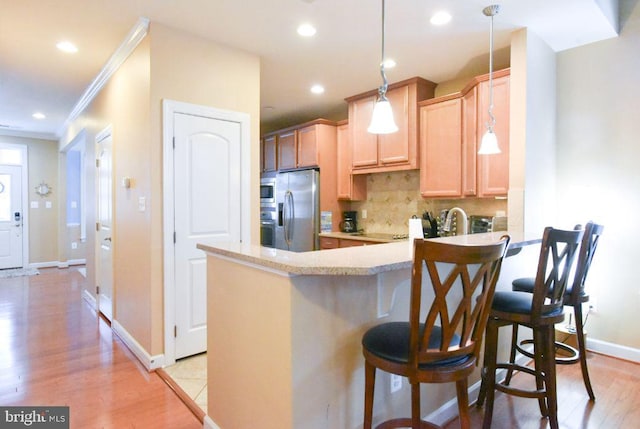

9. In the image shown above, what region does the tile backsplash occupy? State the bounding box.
[347,170,508,235]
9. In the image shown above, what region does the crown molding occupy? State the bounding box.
[57,17,150,138]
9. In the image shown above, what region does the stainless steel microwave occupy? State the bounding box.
[260,178,275,205]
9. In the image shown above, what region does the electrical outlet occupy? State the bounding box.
[71,242,77,249]
[361,209,367,219]
[390,374,402,393]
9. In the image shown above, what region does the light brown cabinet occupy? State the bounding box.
[319,236,382,249]
[336,120,367,201]
[475,74,510,197]
[261,134,277,172]
[419,97,463,197]
[277,130,297,170]
[345,77,436,175]
[419,69,510,198]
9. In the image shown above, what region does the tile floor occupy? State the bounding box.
[164,353,208,413]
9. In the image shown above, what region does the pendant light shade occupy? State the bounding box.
[368,0,398,134]
[478,129,500,154]
[368,95,398,134]
[478,4,501,155]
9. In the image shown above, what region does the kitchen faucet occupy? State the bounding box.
[443,207,468,235]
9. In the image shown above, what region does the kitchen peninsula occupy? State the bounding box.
[197,232,539,429]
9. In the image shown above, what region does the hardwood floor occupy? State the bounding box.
[443,350,640,428]
[0,267,201,429]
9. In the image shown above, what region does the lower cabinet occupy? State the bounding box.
[319,236,382,249]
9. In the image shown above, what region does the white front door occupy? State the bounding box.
[96,129,114,321]
[0,165,23,269]
[173,112,242,359]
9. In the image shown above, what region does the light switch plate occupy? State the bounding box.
[30,201,39,209]
[45,201,52,209]
[138,196,146,212]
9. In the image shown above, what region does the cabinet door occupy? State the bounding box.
[339,239,368,248]
[462,87,478,196]
[350,96,379,169]
[477,75,510,196]
[379,85,410,165]
[319,237,339,249]
[337,122,367,200]
[419,98,462,197]
[297,125,318,167]
[277,130,297,170]
[262,135,277,172]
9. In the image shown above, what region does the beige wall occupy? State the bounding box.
[0,135,60,264]
[60,22,260,358]
[148,23,261,354]
[556,0,640,349]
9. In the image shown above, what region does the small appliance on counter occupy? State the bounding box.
[340,211,358,233]
[469,215,508,234]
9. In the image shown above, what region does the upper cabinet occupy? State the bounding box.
[419,69,510,198]
[273,119,337,171]
[261,134,277,173]
[345,77,436,175]
[475,73,510,197]
[419,96,463,197]
[336,120,367,201]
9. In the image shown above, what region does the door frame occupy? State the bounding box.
[0,143,29,268]
[162,99,251,366]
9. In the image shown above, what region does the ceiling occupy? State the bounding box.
[0,0,620,140]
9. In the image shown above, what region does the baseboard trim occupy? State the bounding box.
[203,416,221,429]
[82,289,96,310]
[587,338,640,363]
[111,320,164,371]
[29,259,87,269]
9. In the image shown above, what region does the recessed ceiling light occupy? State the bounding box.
[32,112,46,120]
[56,41,78,53]
[297,23,317,37]
[382,58,396,69]
[430,11,452,26]
[310,85,325,94]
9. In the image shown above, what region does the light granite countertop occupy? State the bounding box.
[197,230,539,276]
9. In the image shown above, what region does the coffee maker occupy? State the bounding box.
[340,211,358,233]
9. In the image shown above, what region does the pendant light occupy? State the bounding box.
[368,0,398,134]
[478,5,501,155]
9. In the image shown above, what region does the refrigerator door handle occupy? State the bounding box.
[283,190,294,247]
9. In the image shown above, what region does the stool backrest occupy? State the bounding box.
[532,227,583,319]
[409,236,510,369]
[569,221,604,302]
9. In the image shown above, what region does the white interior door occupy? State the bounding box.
[173,112,241,359]
[0,165,23,269]
[96,130,113,321]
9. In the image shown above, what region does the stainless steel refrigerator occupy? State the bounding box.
[275,169,320,252]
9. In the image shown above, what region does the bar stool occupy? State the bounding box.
[478,227,583,429]
[508,221,604,400]
[362,236,510,429]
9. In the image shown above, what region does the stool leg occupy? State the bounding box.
[482,318,498,429]
[574,303,596,400]
[456,378,470,429]
[411,382,422,428]
[504,323,519,385]
[533,328,549,418]
[543,325,560,429]
[363,360,376,429]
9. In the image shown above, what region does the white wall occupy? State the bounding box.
[556,0,640,350]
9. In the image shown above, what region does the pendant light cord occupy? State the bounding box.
[378,0,389,101]
[485,7,498,131]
